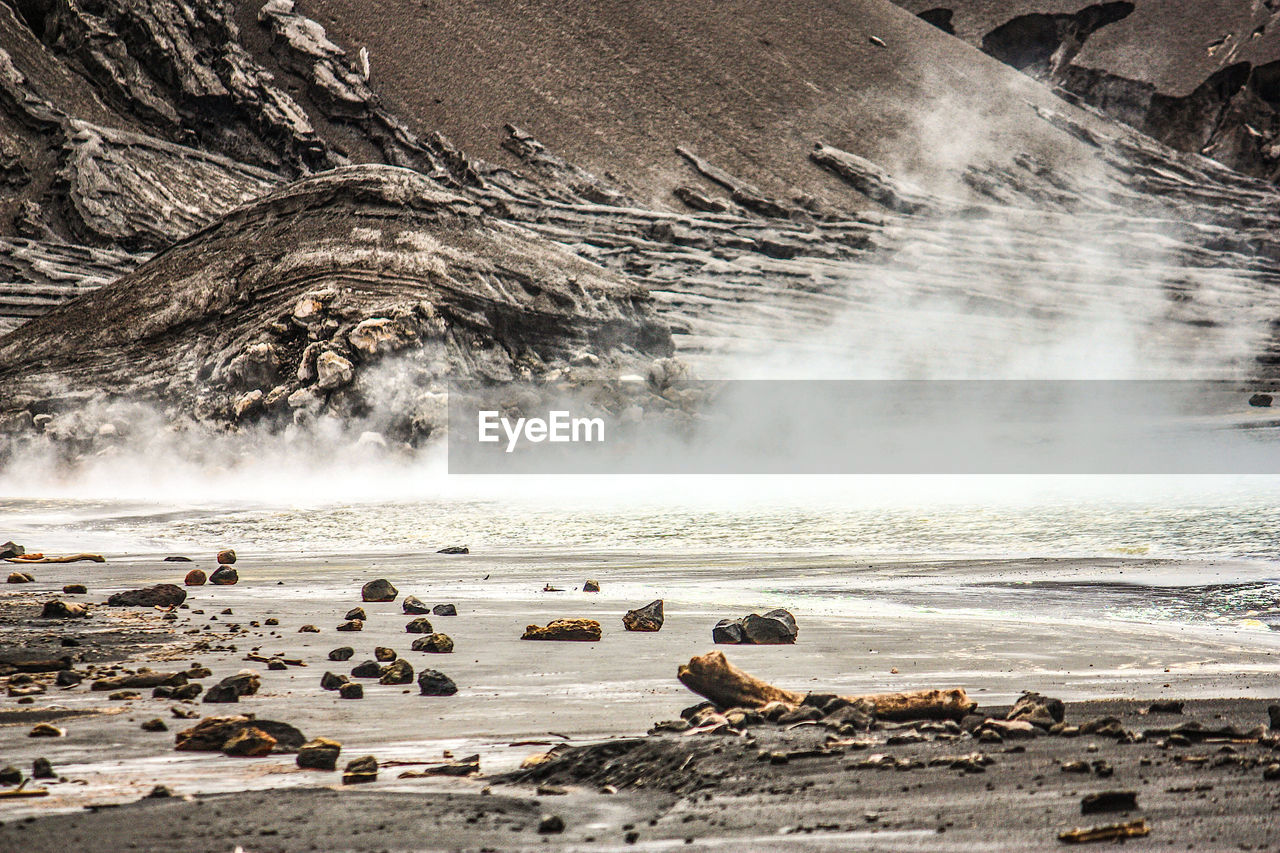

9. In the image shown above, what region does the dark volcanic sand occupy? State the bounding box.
[1,698,1277,851]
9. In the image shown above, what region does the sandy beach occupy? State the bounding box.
[1,540,1277,850]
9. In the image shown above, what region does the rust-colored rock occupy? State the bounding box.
[184,569,207,586]
[521,619,602,641]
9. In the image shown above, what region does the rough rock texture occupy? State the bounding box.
[105,584,186,608]
[522,619,603,642]
[623,600,664,632]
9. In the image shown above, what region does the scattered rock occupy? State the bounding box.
[374,647,397,662]
[141,718,168,732]
[522,619,602,641]
[336,620,363,632]
[164,556,193,562]
[217,549,237,565]
[1268,705,1280,730]
[61,584,87,595]
[209,567,238,585]
[432,603,457,616]
[31,758,54,779]
[623,599,664,632]
[411,633,453,653]
[222,726,278,757]
[361,578,398,602]
[402,596,430,614]
[184,569,207,586]
[379,659,414,684]
[299,624,320,633]
[55,670,84,687]
[41,600,88,618]
[583,580,600,592]
[328,647,354,661]
[7,571,34,583]
[345,607,367,621]
[400,755,480,777]
[1082,791,1138,814]
[351,661,383,678]
[265,618,278,625]
[742,609,798,644]
[1007,691,1065,728]
[297,737,342,770]
[109,690,141,700]
[437,546,469,554]
[1249,393,1273,407]
[107,584,187,607]
[203,670,261,703]
[0,542,25,560]
[405,617,434,633]
[174,716,303,752]
[92,671,187,691]
[712,618,744,644]
[343,755,377,783]
[538,814,565,834]
[28,723,63,737]
[418,669,458,696]
[0,766,22,785]
[976,718,1039,740]
[339,682,364,699]
[1262,762,1280,781]
[145,785,173,798]
[1147,700,1184,715]
[321,672,348,690]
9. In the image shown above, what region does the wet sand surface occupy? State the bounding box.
[0,549,1278,848]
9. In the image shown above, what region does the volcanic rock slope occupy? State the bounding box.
[897,0,1280,181]
[3,0,1280,432]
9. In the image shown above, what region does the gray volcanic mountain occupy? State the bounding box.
[3,0,1280,457]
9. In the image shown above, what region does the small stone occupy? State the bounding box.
[411,633,453,653]
[361,578,398,602]
[209,567,238,585]
[379,659,414,685]
[141,718,168,732]
[164,556,193,562]
[109,690,140,700]
[1147,700,1184,715]
[623,599,664,632]
[741,609,798,644]
[62,584,87,595]
[437,546,468,554]
[374,647,397,662]
[432,603,457,616]
[203,670,260,703]
[145,785,173,798]
[31,757,54,779]
[321,672,349,690]
[339,682,364,699]
[7,571,33,583]
[712,618,744,644]
[402,595,431,614]
[342,755,377,783]
[55,670,84,687]
[405,617,434,633]
[29,723,64,737]
[335,620,363,632]
[1081,791,1138,814]
[217,549,237,565]
[264,618,279,625]
[1007,691,1065,728]
[521,619,601,641]
[583,580,600,592]
[351,661,382,679]
[328,647,355,661]
[418,669,458,696]
[173,683,203,700]
[267,660,287,671]
[298,624,320,633]
[297,737,342,770]
[223,726,277,757]
[0,766,23,785]
[345,607,367,621]
[184,569,206,586]
[538,814,565,834]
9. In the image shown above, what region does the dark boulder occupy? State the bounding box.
[623,599,664,632]
[61,584,87,594]
[339,682,364,699]
[374,647,396,662]
[184,569,206,586]
[107,584,186,607]
[1007,691,1065,728]
[379,659,414,685]
[411,633,454,653]
[583,580,600,592]
[712,618,744,644]
[328,647,355,662]
[405,617,434,633]
[343,755,377,783]
[418,669,458,696]
[175,716,302,753]
[1081,791,1139,814]
[432,603,457,616]
[350,660,382,679]
[741,609,797,644]
[31,757,54,779]
[402,596,430,614]
[0,541,24,559]
[437,546,469,554]
[521,619,601,641]
[297,737,342,770]
[217,549,236,564]
[92,671,187,691]
[209,567,238,585]
[335,620,363,632]
[361,578,398,601]
[321,672,348,691]
[222,727,276,757]
[345,607,367,621]
[202,671,260,703]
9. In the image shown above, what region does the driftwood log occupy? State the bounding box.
[677,651,976,722]
[5,554,105,563]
